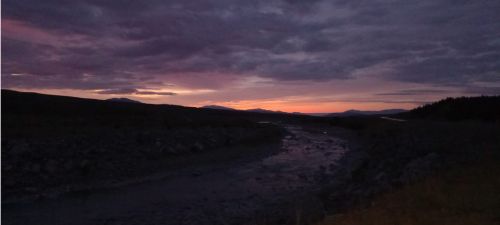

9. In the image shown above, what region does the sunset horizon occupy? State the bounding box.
[3,1,499,113]
[2,87,446,113]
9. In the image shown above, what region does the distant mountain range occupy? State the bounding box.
[98,101,405,117]
[246,108,285,114]
[201,105,236,111]
[106,98,142,104]
[325,109,408,117]
[201,105,284,114]
[201,105,407,117]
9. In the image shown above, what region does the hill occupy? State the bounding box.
[245,108,285,114]
[326,109,407,117]
[106,97,142,104]
[200,105,236,111]
[201,105,288,114]
[402,95,500,121]
[1,89,286,202]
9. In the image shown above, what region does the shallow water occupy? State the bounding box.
[3,125,349,225]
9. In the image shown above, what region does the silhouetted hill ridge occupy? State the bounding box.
[106,97,142,104]
[402,95,500,121]
[326,109,407,117]
[201,105,236,111]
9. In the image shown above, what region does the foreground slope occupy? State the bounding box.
[1,89,285,202]
[321,149,500,225]
[317,96,500,225]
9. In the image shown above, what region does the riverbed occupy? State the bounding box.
[3,124,349,225]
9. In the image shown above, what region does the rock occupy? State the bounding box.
[373,172,386,182]
[191,171,202,177]
[190,142,205,152]
[297,173,308,180]
[3,163,14,171]
[45,160,57,173]
[63,161,74,170]
[165,147,179,155]
[175,144,186,152]
[400,152,439,184]
[10,141,30,155]
[225,137,235,145]
[24,187,38,193]
[4,179,16,187]
[328,163,336,171]
[155,139,162,147]
[79,159,89,168]
[31,163,41,173]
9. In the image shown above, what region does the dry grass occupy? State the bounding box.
[319,152,500,225]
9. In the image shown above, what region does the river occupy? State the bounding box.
[3,124,349,225]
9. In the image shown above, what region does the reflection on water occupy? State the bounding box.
[237,125,348,193]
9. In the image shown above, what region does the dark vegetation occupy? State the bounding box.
[1,90,292,202]
[321,154,500,225]
[401,95,500,121]
[318,96,500,225]
[322,119,500,207]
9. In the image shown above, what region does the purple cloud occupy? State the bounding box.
[2,0,499,97]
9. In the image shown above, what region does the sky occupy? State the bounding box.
[2,0,500,113]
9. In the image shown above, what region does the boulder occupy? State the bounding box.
[400,152,439,184]
[45,160,57,174]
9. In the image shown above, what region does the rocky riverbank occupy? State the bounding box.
[318,119,500,216]
[2,124,351,225]
[2,123,284,203]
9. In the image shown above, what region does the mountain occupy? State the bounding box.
[402,96,500,121]
[201,105,236,111]
[106,98,142,104]
[292,112,330,116]
[201,106,287,114]
[326,109,408,117]
[245,108,283,114]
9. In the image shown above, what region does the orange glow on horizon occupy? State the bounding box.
[207,100,415,113]
[7,88,417,113]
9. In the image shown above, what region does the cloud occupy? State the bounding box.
[2,0,499,97]
[135,91,177,96]
[96,88,138,95]
[376,89,452,96]
[96,88,176,96]
[463,86,500,95]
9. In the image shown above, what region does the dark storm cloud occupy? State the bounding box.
[2,0,500,93]
[135,91,176,96]
[463,86,500,95]
[376,89,452,96]
[96,88,138,94]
